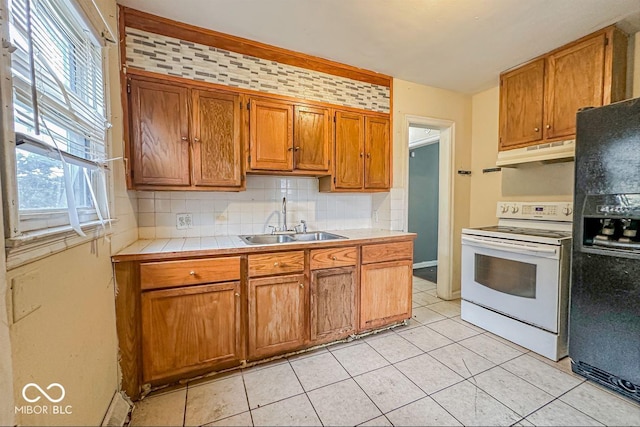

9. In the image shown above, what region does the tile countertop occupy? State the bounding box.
[112,229,416,262]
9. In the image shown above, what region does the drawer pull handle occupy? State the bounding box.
[274,262,279,267]
[299,283,304,288]
[332,256,337,260]
[189,271,196,276]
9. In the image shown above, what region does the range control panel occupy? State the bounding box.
[496,201,573,221]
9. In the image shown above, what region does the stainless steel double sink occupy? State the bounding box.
[240,231,347,245]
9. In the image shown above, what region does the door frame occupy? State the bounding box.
[403,115,456,300]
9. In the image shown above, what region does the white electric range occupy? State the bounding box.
[461,201,573,361]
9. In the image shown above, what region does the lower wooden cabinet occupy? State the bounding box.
[141,281,242,383]
[359,260,412,330]
[248,274,306,359]
[310,266,357,344]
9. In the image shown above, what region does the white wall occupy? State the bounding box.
[137,176,373,238]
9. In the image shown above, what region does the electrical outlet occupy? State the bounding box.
[176,213,193,229]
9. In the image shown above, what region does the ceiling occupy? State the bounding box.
[117,0,640,94]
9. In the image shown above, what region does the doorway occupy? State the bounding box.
[403,115,455,300]
[408,125,440,283]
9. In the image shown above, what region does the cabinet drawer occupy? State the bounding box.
[310,246,357,270]
[141,257,241,290]
[248,251,304,277]
[361,240,413,264]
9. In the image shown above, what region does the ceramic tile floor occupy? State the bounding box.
[129,276,640,427]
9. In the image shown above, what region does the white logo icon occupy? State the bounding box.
[22,383,65,403]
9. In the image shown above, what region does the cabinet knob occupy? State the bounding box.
[366,153,371,159]
[360,152,364,157]
[181,136,188,141]
[189,271,195,276]
[235,293,240,297]
[194,137,200,142]
[299,283,304,288]
[534,127,540,132]
[546,124,551,129]
[274,262,279,267]
[332,256,337,260]
[295,146,300,151]
[287,147,294,151]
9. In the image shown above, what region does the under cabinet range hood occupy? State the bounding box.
[496,139,575,167]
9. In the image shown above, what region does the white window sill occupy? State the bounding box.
[5,219,117,270]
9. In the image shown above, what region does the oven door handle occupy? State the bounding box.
[462,236,557,255]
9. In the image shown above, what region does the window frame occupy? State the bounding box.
[0,0,115,268]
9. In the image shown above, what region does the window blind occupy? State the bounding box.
[9,0,107,162]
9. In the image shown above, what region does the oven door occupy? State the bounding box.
[461,234,561,333]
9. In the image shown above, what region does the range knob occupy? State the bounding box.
[500,204,509,213]
[511,205,519,214]
[562,205,573,216]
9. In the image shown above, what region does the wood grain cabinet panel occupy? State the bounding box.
[294,105,330,171]
[360,260,412,330]
[248,274,306,359]
[130,78,190,186]
[498,26,628,151]
[310,246,357,270]
[248,251,305,277]
[310,266,356,344]
[499,59,545,150]
[192,89,242,186]
[545,34,606,140]
[334,111,365,189]
[141,282,242,383]
[250,98,294,171]
[361,241,413,264]
[364,116,390,189]
[140,257,241,290]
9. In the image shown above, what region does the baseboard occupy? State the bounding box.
[413,260,437,269]
[101,391,133,427]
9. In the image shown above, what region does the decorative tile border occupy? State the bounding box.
[125,27,390,113]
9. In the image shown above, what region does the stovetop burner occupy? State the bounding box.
[472,226,572,240]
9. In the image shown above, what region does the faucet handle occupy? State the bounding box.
[268,225,278,234]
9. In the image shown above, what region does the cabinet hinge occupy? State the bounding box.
[247,102,250,110]
[126,83,131,94]
[248,155,251,164]
[333,116,336,123]
[604,36,609,46]
[333,176,336,184]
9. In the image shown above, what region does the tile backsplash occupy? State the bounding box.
[137,176,375,239]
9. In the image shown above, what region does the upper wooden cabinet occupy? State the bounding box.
[499,26,628,151]
[321,110,390,192]
[192,89,242,187]
[248,98,330,174]
[129,78,190,186]
[334,111,364,189]
[127,75,243,191]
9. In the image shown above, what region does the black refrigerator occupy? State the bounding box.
[571,97,640,403]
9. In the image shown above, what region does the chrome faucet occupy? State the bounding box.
[282,197,287,232]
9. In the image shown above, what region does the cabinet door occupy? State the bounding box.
[545,34,606,140]
[499,59,545,150]
[310,267,356,344]
[294,105,330,171]
[364,116,390,189]
[248,274,306,359]
[130,78,190,186]
[360,260,412,330]
[334,111,364,189]
[141,282,241,383]
[192,89,242,187]
[249,98,293,171]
